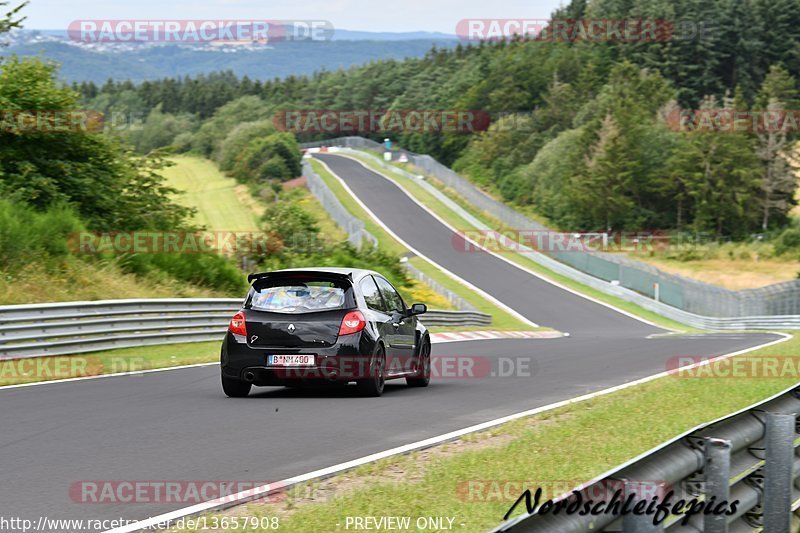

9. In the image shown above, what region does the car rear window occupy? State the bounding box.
[246,277,350,313]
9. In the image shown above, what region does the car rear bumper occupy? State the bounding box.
[221,331,378,384]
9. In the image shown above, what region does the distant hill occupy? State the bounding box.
[2,29,457,83]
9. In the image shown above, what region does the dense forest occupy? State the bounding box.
[78,0,800,239]
[0,1,412,301]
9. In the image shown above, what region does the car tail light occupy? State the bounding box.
[229,311,247,336]
[339,310,366,336]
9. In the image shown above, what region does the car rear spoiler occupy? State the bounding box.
[247,271,354,284]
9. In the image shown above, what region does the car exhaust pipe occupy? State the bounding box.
[243,372,255,382]
[327,370,339,381]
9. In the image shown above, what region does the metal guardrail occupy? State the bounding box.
[305,158,476,312]
[0,299,491,359]
[402,260,477,311]
[304,160,379,249]
[303,137,800,320]
[493,383,800,532]
[310,143,800,330]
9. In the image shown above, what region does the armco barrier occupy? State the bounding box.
[492,383,800,532]
[303,141,800,330]
[305,159,476,311]
[305,160,378,249]
[302,138,800,320]
[0,299,490,359]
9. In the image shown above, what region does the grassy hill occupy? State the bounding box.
[162,155,262,232]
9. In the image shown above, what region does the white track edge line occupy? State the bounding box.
[312,157,539,329]
[104,331,792,533]
[337,152,673,332]
[0,362,220,390]
[0,334,524,391]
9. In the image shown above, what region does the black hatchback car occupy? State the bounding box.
[220,268,430,397]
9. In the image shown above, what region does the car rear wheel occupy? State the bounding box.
[221,374,252,397]
[357,346,385,397]
[407,338,431,387]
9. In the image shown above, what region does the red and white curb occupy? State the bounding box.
[430,330,565,344]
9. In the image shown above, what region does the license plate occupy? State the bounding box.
[267,354,315,367]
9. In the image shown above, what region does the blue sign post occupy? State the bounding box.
[383,138,392,161]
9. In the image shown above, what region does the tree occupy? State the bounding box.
[0,57,193,230]
[0,1,26,44]
[218,120,277,171]
[667,96,762,236]
[231,133,301,183]
[126,105,197,154]
[574,114,637,230]
[754,65,799,229]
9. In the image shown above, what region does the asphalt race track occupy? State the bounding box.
[0,153,782,529]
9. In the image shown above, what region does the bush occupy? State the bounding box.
[774,228,800,256]
[118,252,247,294]
[126,107,197,154]
[231,133,302,184]
[189,96,273,158]
[258,155,291,181]
[254,189,410,293]
[217,120,277,171]
[261,200,321,253]
[0,199,85,270]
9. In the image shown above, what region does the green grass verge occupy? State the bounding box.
[308,158,540,332]
[0,342,220,387]
[346,152,694,332]
[167,333,795,533]
[162,155,261,232]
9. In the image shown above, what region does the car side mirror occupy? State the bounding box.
[409,303,427,316]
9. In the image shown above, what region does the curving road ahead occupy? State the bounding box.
[0,153,780,530]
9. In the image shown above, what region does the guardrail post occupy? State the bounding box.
[763,412,795,533]
[622,480,663,532]
[703,437,731,533]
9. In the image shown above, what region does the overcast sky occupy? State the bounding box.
[19,0,566,34]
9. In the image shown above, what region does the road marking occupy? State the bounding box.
[0,362,220,390]
[429,330,564,343]
[103,331,791,533]
[312,157,540,330]
[333,152,674,332]
[0,333,541,391]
